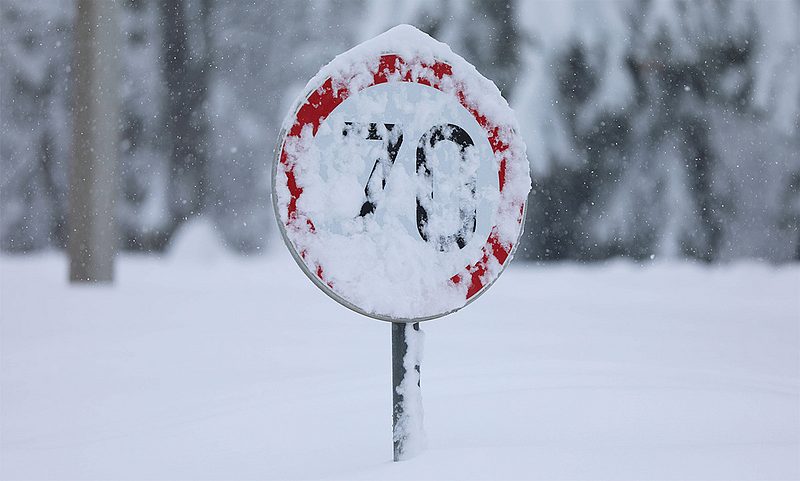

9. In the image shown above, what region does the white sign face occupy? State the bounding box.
[273,25,531,322]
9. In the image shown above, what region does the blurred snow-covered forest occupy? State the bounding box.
[2,0,799,262]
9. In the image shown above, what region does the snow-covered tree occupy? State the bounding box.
[1,0,73,251]
[1,0,798,261]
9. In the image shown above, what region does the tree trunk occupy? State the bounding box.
[160,0,212,224]
[68,0,119,282]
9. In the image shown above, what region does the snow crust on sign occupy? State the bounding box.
[274,25,531,320]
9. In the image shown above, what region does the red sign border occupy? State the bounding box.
[275,53,526,320]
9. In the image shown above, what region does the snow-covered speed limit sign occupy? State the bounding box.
[273,25,531,322]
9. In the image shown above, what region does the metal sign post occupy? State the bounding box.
[392,322,421,461]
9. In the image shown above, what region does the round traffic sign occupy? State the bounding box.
[273,25,530,322]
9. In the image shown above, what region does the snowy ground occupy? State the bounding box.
[1,233,798,480]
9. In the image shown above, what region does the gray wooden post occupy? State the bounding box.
[68,0,119,282]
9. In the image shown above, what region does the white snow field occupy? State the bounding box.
[1,231,798,480]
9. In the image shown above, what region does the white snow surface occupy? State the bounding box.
[274,25,530,321]
[1,240,798,480]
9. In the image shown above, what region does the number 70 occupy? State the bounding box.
[342,122,478,251]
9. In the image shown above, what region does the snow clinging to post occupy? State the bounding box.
[393,323,426,461]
